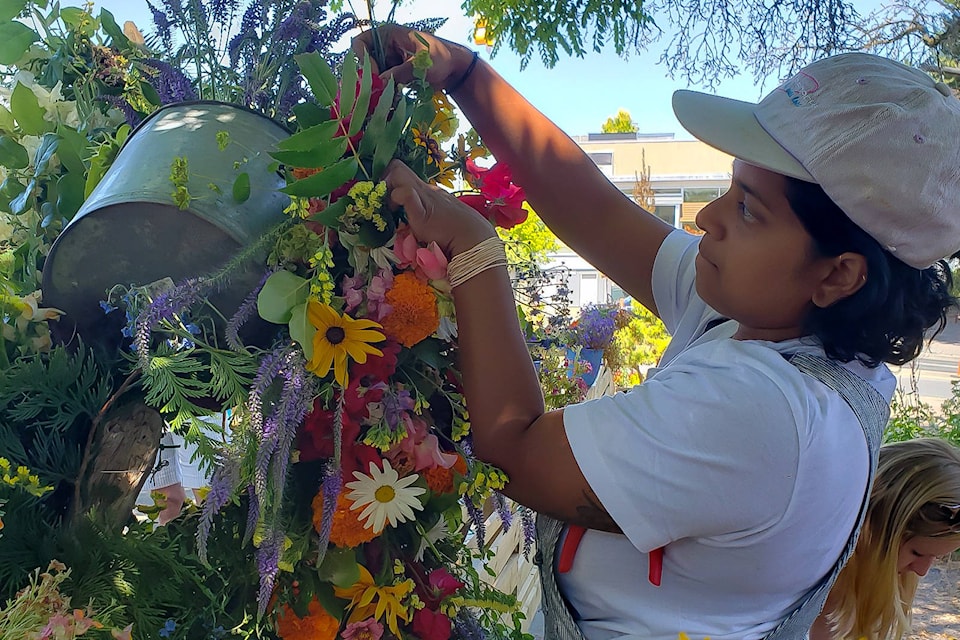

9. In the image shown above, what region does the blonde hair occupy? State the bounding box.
[826,438,960,639]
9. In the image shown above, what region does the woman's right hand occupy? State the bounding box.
[350,24,476,89]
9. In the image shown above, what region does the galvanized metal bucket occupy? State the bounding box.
[43,101,290,348]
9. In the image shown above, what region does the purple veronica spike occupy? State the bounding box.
[228,0,262,66]
[197,457,239,563]
[519,505,535,559]
[207,0,238,24]
[453,610,487,640]
[256,528,283,616]
[95,95,142,127]
[315,465,341,565]
[254,412,280,498]
[246,344,289,437]
[308,13,358,56]
[146,1,173,49]
[493,491,512,532]
[140,58,198,104]
[135,277,208,370]
[244,485,260,545]
[464,495,486,550]
[269,352,313,495]
[225,268,276,352]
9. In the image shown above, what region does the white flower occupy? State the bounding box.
[346,459,425,533]
[415,516,450,561]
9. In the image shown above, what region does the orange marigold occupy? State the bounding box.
[380,272,440,347]
[291,167,320,180]
[276,598,339,640]
[423,454,468,494]
[311,490,379,548]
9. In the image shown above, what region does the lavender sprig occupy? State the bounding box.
[140,58,198,104]
[256,528,283,616]
[316,390,346,564]
[464,495,486,551]
[493,491,512,532]
[246,344,290,437]
[135,277,209,371]
[243,485,260,546]
[519,505,536,560]
[146,0,173,49]
[225,268,276,352]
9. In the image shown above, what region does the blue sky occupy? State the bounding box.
[93,0,844,137]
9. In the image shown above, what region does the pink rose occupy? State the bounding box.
[412,608,451,640]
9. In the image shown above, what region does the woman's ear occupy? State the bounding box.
[812,252,868,308]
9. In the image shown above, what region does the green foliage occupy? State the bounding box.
[498,207,559,266]
[463,0,655,69]
[612,301,670,382]
[601,109,638,134]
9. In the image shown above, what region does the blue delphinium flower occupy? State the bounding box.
[159,619,177,638]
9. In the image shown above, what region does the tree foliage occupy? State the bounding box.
[601,109,639,134]
[462,0,867,84]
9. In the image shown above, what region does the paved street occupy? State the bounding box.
[890,318,960,407]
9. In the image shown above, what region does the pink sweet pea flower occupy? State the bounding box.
[391,417,458,472]
[343,618,384,640]
[367,268,394,321]
[342,273,366,312]
[458,160,528,229]
[416,242,448,281]
[394,224,420,268]
[412,608,452,640]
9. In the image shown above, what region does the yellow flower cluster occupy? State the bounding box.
[309,243,336,304]
[343,181,388,232]
[1,458,52,497]
[283,195,312,219]
[458,461,508,498]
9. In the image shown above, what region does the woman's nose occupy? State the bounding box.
[694,199,721,237]
[909,556,935,577]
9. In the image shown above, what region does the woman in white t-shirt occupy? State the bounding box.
[356,28,960,639]
[812,438,960,640]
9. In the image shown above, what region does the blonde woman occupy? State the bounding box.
[811,438,960,640]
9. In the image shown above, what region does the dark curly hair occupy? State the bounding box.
[786,178,957,367]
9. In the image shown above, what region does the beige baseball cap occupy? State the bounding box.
[673,53,960,269]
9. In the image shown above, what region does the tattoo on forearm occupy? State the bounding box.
[573,488,621,533]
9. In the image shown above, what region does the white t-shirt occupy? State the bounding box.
[558,230,895,640]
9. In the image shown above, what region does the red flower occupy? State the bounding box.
[332,69,387,144]
[428,568,464,600]
[298,396,383,477]
[457,159,527,229]
[411,608,451,640]
[351,341,401,384]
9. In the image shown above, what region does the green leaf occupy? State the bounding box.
[295,52,339,107]
[373,98,407,179]
[270,137,347,169]
[232,172,250,203]
[257,270,310,324]
[98,8,130,48]
[347,55,373,139]
[140,79,162,107]
[339,51,358,120]
[288,302,315,360]
[0,21,37,65]
[55,125,87,174]
[281,157,358,198]
[276,120,340,152]
[0,135,28,169]
[32,133,58,176]
[292,102,331,128]
[357,214,395,249]
[0,104,14,132]
[11,82,47,135]
[56,171,85,219]
[358,77,396,158]
[317,547,360,589]
[0,0,28,21]
[59,7,96,36]
[309,196,348,230]
[9,178,33,214]
[0,175,26,210]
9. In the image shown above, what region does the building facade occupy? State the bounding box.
[548,132,733,307]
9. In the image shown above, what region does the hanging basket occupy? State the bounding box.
[42,101,290,348]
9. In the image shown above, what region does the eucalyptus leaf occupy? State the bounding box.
[295,52,339,107]
[317,547,360,589]
[232,172,250,203]
[0,135,29,169]
[0,0,28,22]
[281,157,358,198]
[288,302,315,360]
[339,51,358,120]
[347,55,373,139]
[11,82,47,135]
[276,120,339,152]
[32,133,58,176]
[0,21,37,65]
[9,178,33,214]
[358,77,396,158]
[270,137,347,169]
[257,270,310,324]
[39,200,54,227]
[373,98,407,179]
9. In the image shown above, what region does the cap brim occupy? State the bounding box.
[672,90,815,182]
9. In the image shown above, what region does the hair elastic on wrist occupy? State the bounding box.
[447,50,480,94]
[447,237,507,288]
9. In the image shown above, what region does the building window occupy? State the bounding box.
[579,273,599,306]
[588,152,613,165]
[682,187,723,203]
[653,205,677,226]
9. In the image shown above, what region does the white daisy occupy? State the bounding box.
[346,460,426,533]
[415,516,451,561]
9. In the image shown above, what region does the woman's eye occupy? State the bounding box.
[738,202,756,221]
